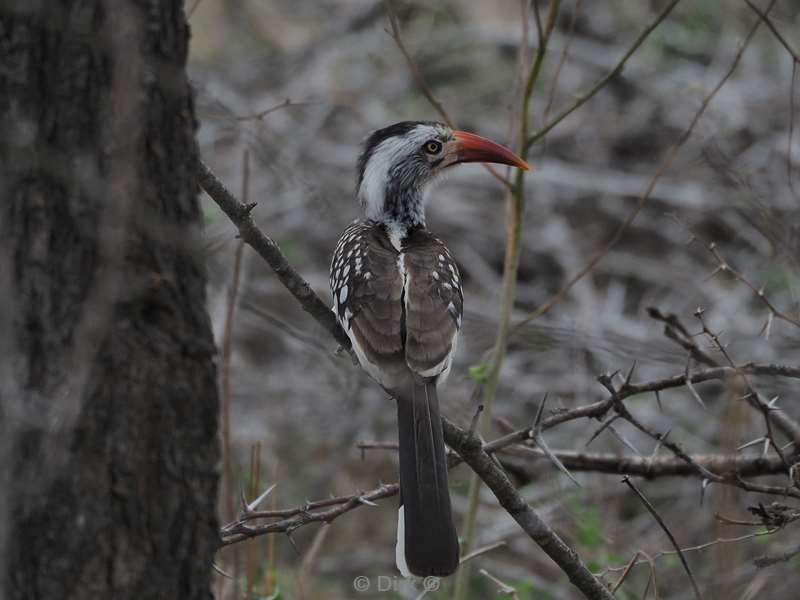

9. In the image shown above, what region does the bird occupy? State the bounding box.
[329,121,528,577]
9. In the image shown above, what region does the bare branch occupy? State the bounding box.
[196,160,353,353]
[512,0,774,333]
[444,419,615,600]
[622,476,704,600]
[383,0,511,189]
[744,0,800,63]
[526,0,681,150]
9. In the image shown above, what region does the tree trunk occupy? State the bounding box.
[0,2,219,598]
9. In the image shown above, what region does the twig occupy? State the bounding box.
[694,231,800,329]
[542,0,582,126]
[622,476,703,600]
[695,308,800,458]
[459,541,507,565]
[611,551,640,594]
[479,569,519,598]
[525,0,681,151]
[220,483,399,546]
[383,0,511,189]
[511,0,771,334]
[744,0,800,63]
[235,98,319,122]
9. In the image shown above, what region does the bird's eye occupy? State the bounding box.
[424,140,442,154]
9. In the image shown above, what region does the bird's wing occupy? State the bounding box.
[330,221,407,388]
[402,229,463,379]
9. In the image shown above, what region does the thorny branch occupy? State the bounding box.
[199,160,613,599]
[196,160,353,354]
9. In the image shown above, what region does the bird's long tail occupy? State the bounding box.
[395,379,459,577]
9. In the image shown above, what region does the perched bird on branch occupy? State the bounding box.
[330,121,528,576]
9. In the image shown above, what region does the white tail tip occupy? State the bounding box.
[395,505,411,577]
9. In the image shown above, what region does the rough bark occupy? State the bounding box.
[0,1,219,598]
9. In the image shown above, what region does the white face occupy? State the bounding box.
[358,123,452,221]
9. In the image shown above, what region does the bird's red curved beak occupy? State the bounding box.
[452,131,530,171]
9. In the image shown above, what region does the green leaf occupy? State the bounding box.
[468,363,489,383]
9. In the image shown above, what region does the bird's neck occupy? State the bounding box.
[383,183,426,228]
[364,183,427,249]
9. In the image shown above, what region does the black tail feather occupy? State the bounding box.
[396,379,459,577]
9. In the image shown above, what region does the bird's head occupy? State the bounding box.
[356,121,529,226]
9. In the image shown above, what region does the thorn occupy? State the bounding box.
[468,404,484,434]
[243,201,258,215]
[655,389,663,413]
[532,433,581,487]
[212,561,233,579]
[767,395,781,410]
[239,482,250,516]
[623,361,637,388]
[762,438,770,458]
[760,312,774,340]
[650,428,670,458]
[357,496,377,507]
[704,265,726,282]
[685,380,707,409]
[608,424,642,456]
[585,415,618,447]
[247,483,276,513]
[532,392,549,433]
[700,478,711,506]
[285,530,301,555]
[737,436,767,452]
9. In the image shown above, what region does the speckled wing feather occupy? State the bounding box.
[330,222,463,387]
[402,228,463,379]
[330,221,406,388]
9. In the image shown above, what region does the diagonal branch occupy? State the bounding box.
[196,161,353,353]
[444,419,615,600]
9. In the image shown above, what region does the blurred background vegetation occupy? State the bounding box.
[190,1,800,598]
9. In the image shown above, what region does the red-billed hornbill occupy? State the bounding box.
[330,121,528,577]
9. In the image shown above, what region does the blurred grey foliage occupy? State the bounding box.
[191,1,800,598]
